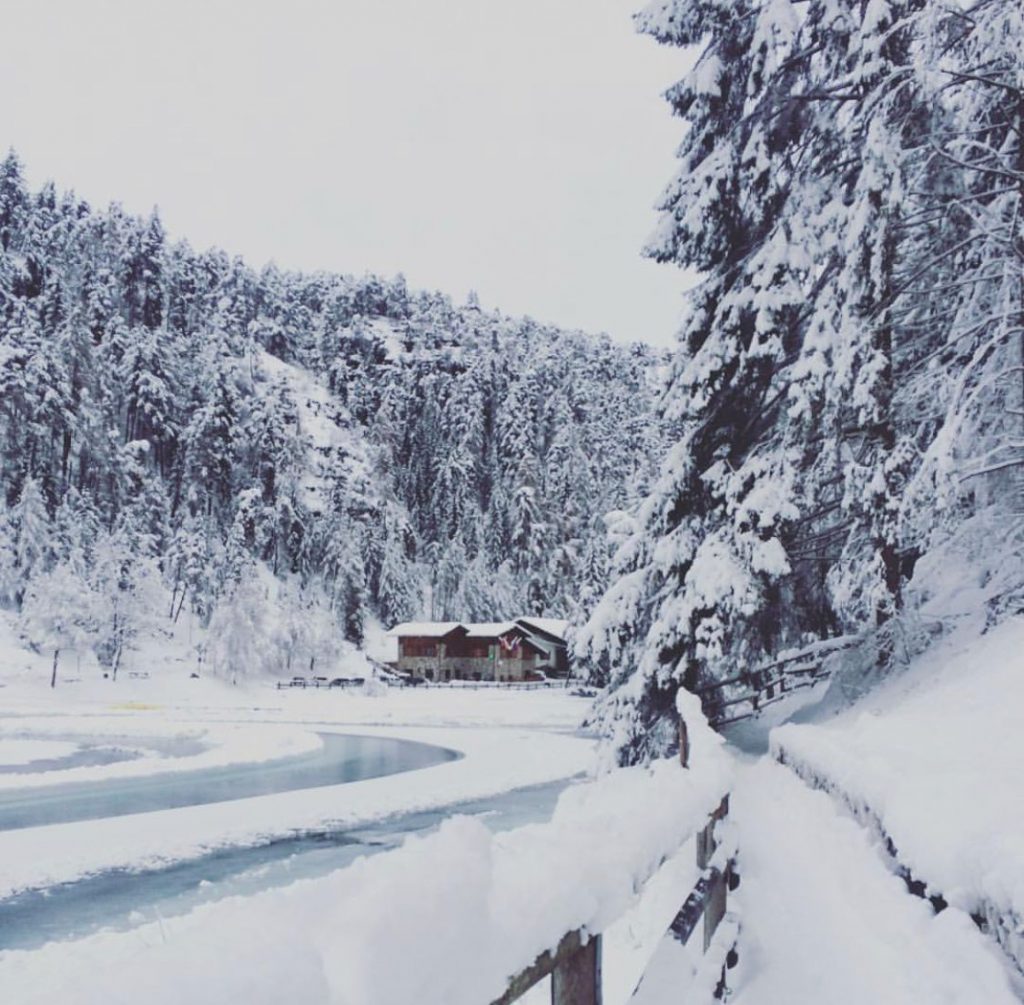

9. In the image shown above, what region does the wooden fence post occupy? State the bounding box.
[551,933,602,1005]
[491,930,602,1005]
[697,796,730,951]
[679,715,690,768]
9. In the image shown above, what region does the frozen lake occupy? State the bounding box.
[0,778,570,951]
[0,732,458,830]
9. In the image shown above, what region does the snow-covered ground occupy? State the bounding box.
[0,606,597,981]
[728,757,1018,1004]
[254,348,377,516]
[0,738,80,766]
[5,601,1023,1003]
[0,710,731,1005]
[611,618,1024,1004]
[772,616,1024,971]
[0,606,584,733]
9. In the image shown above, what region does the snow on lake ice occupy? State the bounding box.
[0,739,79,767]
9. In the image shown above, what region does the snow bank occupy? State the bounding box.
[0,741,732,1005]
[0,718,322,790]
[316,756,731,1005]
[772,617,1024,969]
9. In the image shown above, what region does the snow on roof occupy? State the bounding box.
[463,622,518,638]
[516,618,570,641]
[388,618,570,640]
[388,622,463,638]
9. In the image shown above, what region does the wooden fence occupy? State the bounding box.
[274,677,575,692]
[699,634,860,728]
[418,678,574,692]
[494,724,737,1004]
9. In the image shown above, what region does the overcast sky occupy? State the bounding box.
[1,0,693,347]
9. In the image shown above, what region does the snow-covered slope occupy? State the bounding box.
[254,349,378,517]
[772,617,1024,973]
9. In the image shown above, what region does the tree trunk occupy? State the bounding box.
[112,642,123,681]
[1016,92,1024,510]
[50,648,59,689]
[61,429,72,487]
[173,586,188,624]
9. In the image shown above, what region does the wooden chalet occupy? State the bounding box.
[389,618,569,682]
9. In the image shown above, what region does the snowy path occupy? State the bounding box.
[728,757,1019,1004]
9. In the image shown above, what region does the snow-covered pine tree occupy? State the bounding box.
[787,1,927,649]
[578,0,938,761]
[577,0,820,760]
[91,527,163,679]
[11,477,51,603]
[0,149,28,254]
[120,326,179,473]
[0,148,664,653]
[0,502,17,606]
[20,557,100,686]
[166,512,214,623]
[897,0,1024,605]
[205,560,275,684]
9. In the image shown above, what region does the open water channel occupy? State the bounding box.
[0,731,571,951]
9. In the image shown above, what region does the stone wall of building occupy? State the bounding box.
[394,654,445,677]
[394,636,548,681]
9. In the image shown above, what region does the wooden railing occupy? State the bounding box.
[699,634,860,728]
[274,677,574,692]
[417,678,574,691]
[493,723,737,1005]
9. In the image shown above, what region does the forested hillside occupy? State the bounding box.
[0,151,663,678]
[576,0,1024,761]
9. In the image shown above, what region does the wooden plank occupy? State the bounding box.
[696,796,728,869]
[698,671,749,693]
[715,692,759,710]
[491,929,599,1005]
[668,868,719,945]
[665,858,736,952]
[496,793,732,1004]
[785,663,827,676]
[711,711,757,728]
[703,864,728,952]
